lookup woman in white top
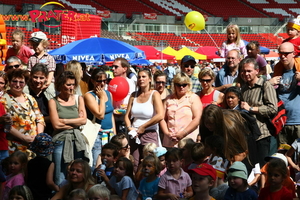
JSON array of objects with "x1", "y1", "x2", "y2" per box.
[{"x1": 124, "y1": 69, "x2": 164, "y2": 171}]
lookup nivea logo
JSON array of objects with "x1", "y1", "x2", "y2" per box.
[
  {"x1": 109, "y1": 54, "x2": 130, "y2": 60},
  {"x1": 72, "y1": 55, "x2": 95, "y2": 61}
]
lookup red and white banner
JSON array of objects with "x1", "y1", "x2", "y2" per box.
[
  {"x1": 97, "y1": 10, "x2": 110, "y2": 18},
  {"x1": 143, "y1": 13, "x2": 157, "y2": 20}
]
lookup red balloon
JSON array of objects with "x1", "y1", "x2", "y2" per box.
[{"x1": 108, "y1": 77, "x2": 129, "y2": 101}]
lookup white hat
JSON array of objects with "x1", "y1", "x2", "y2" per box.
[
  {"x1": 29, "y1": 31, "x2": 48, "y2": 43},
  {"x1": 287, "y1": 15, "x2": 300, "y2": 31},
  {"x1": 265, "y1": 153, "x2": 288, "y2": 167}
]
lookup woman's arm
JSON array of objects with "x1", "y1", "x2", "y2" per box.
[
  {"x1": 36, "y1": 122, "x2": 45, "y2": 134},
  {"x1": 49, "y1": 99, "x2": 73, "y2": 130},
  {"x1": 217, "y1": 92, "x2": 224, "y2": 105},
  {"x1": 136, "y1": 91, "x2": 164, "y2": 134},
  {"x1": 46, "y1": 162, "x2": 59, "y2": 192},
  {"x1": 286, "y1": 147, "x2": 300, "y2": 171},
  {"x1": 124, "y1": 94, "x2": 135, "y2": 131},
  {"x1": 9, "y1": 127, "x2": 34, "y2": 143},
  {"x1": 83, "y1": 89, "x2": 106, "y2": 120},
  {"x1": 175, "y1": 94, "x2": 203, "y2": 140},
  {"x1": 62, "y1": 96, "x2": 87, "y2": 127},
  {"x1": 159, "y1": 98, "x2": 170, "y2": 135}
]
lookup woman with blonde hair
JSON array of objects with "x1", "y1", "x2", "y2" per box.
[
  {"x1": 65, "y1": 60, "x2": 84, "y2": 95},
  {"x1": 198, "y1": 68, "x2": 224, "y2": 108},
  {"x1": 160, "y1": 72, "x2": 202, "y2": 147}
]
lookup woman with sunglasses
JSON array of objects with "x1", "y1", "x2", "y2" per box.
[
  {"x1": 0, "y1": 69, "x2": 44, "y2": 153},
  {"x1": 160, "y1": 72, "x2": 202, "y2": 147},
  {"x1": 125, "y1": 69, "x2": 164, "y2": 172},
  {"x1": 84, "y1": 68, "x2": 115, "y2": 169},
  {"x1": 198, "y1": 68, "x2": 224, "y2": 108},
  {"x1": 153, "y1": 70, "x2": 171, "y2": 100},
  {"x1": 49, "y1": 71, "x2": 88, "y2": 185}
]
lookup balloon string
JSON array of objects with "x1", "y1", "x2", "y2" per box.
[{"x1": 203, "y1": 29, "x2": 219, "y2": 48}]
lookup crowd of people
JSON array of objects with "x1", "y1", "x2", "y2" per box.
[{"x1": 1, "y1": 16, "x2": 300, "y2": 200}]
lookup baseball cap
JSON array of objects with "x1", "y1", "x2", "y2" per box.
[
  {"x1": 29, "y1": 31, "x2": 48, "y2": 44},
  {"x1": 181, "y1": 55, "x2": 196, "y2": 64},
  {"x1": 265, "y1": 153, "x2": 288, "y2": 167},
  {"x1": 227, "y1": 161, "x2": 248, "y2": 180},
  {"x1": 278, "y1": 144, "x2": 291, "y2": 151},
  {"x1": 287, "y1": 15, "x2": 300, "y2": 31},
  {"x1": 190, "y1": 163, "x2": 217, "y2": 181},
  {"x1": 154, "y1": 146, "x2": 167, "y2": 158}
]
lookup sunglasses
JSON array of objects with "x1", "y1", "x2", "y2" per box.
[
  {"x1": 200, "y1": 79, "x2": 212, "y2": 83},
  {"x1": 96, "y1": 79, "x2": 107, "y2": 83},
  {"x1": 8, "y1": 64, "x2": 21, "y2": 69},
  {"x1": 112, "y1": 65, "x2": 120, "y2": 69},
  {"x1": 155, "y1": 81, "x2": 166, "y2": 85},
  {"x1": 278, "y1": 51, "x2": 294, "y2": 56},
  {"x1": 122, "y1": 143, "x2": 129, "y2": 149},
  {"x1": 184, "y1": 65, "x2": 195, "y2": 69},
  {"x1": 175, "y1": 83, "x2": 188, "y2": 88}
]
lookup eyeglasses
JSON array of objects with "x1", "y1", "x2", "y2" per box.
[
  {"x1": 112, "y1": 65, "x2": 120, "y2": 69},
  {"x1": 96, "y1": 79, "x2": 107, "y2": 83},
  {"x1": 155, "y1": 81, "x2": 166, "y2": 85},
  {"x1": 184, "y1": 65, "x2": 195, "y2": 69},
  {"x1": 200, "y1": 79, "x2": 212, "y2": 83},
  {"x1": 122, "y1": 143, "x2": 129, "y2": 150},
  {"x1": 11, "y1": 80, "x2": 25, "y2": 86},
  {"x1": 278, "y1": 51, "x2": 294, "y2": 56},
  {"x1": 8, "y1": 64, "x2": 21, "y2": 69},
  {"x1": 175, "y1": 83, "x2": 188, "y2": 88}
]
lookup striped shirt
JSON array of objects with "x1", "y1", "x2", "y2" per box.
[{"x1": 241, "y1": 77, "x2": 278, "y2": 140}]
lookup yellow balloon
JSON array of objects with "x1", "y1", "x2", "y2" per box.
[{"x1": 184, "y1": 11, "x2": 205, "y2": 31}]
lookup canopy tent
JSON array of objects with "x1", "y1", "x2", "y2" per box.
[
  {"x1": 134, "y1": 45, "x2": 175, "y2": 60},
  {"x1": 195, "y1": 46, "x2": 220, "y2": 60},
  {"x1": 177, "y1": 47, "x2": 207, "y2": 60},
  {"x1": 265, "y1": 50, "x2": 279, "y2": 61},
  {"x1": 162, "y1": 46, "x2": 207, "y2": 60},
  {"x1": 49, "y1": 37, "x2": 145, "y2": 64}
]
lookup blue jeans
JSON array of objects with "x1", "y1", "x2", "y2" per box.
[
  {"x1": 92, "y1": 133, "x2": 102, "y2": 169},
  {"x1": 0, "y1": 150, "x2": 8, "y2": 163},
  {"x1": 53, "y1": 140, "x2": 84, "y2": 185}
]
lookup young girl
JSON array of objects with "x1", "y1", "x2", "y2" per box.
[
  {"x1": 220, "y1": 24, "x2": 247, "y2": 58},
  {"x1": 2, "y1": 151, "x2": 28, "y2": 200},
  {"x1": 157, "y1": 148, "x2": 193, "y2": 200},
  {"x1": 108, "y1": 157, "x2": 138, "y2": 200},
  {"x1": 224, "y1": 161, "x2": 257, "y2": 200},
  {"x1": 8, "y1": 185, "x2": 34, "y2": 200},
  {"x1": 154, "y1": 146, "x2": 167, "y2": 177},
  {"x1": 245, "y1": 41, "x2": 267, "y2": 76},
  {"x1": 138, "y1": 155, "x2": 161, "y2": 200},
  {"x1": 259, "y1": 159, "x2": 293, "y2": 199}
]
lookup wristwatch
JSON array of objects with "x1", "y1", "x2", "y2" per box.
[{"x1": 249, "y1": 107, "x2": 253, "y2": 112}]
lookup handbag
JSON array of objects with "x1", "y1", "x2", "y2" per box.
[
  {"x1": 75, "y1": 94, "x2": 101, "y2": 166},
  {"x1": 260, "y1": 81, "x2": 287, "y2": 136}
]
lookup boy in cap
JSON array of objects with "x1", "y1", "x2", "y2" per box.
[
  {"x1": 189, "y1": 163, "x2": 216, "y2": 200},
  {"x1": 28, "y1": 31, "x2": 56, "y2": 92},
  {"x1": 224, "y1": 161, "x2": 258, "y2": 200},
  {"x1": 27, "y1": 133, "x2": 59, "y2": 200}
]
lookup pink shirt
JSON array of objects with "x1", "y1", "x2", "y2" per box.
[
  {"x1": 6, "y1": 45, "x2": 34, "y2": 65},
  {"x1": 2, "y1": 173, "x2": 25, "y2": 200},
  {"x1": 163, "y1": 92, "x2": 199, "y2": 147}
]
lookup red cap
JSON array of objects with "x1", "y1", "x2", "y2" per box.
[{"x1": 190, "y1": 163, "x2": 217, "y2": 181}]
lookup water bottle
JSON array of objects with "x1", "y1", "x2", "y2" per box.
[
  {"x1": 97, "y1": 159, "x2": 107, "y2": 183},
  {"x1": 4, "y1": 113, "x2": 11, "y2": 133}
]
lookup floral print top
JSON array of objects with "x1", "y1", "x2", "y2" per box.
[{"x1": 0, "y1": 92, "x2": 45, "y2": 153}]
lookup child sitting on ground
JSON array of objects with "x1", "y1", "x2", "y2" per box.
[{"x1": 154, "y1": 146, "x2": 167, "y2": 177}]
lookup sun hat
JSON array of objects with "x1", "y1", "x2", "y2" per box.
[
  {"x1": 190, "y1": 163, "x2": 217, "y2": 181},
  {"x1": 227, "y1": 161, "x2": 248, "y2": 180},
  {"x1": 29, "y1": 31, "x2": 48, "y2": 43},
  {"x1": 29, "y1": 133, "x2": 54, "y2": 157},
  {"x1": 265, "y1": 153, "x2": 288, "y2": 167},
  {"x1": 287, "y1": 15, "x2": 300, "y2": 31},
  {"x1": 154, "y1": 146, "x2": 167, "y2": 158}
]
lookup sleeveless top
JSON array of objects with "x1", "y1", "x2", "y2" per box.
[
  {"x1": 86, "y1": 90, "x2": 114, "y2": 129},
  {"x1": 199, "y1": 89, "x2": 220, "y2": 108},
  {"x1": 53, "y1": 97, "x2": 78, "y2": 119},
  {"x1": 131, "y1": 90, "x2": 157, "y2": 131}
]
